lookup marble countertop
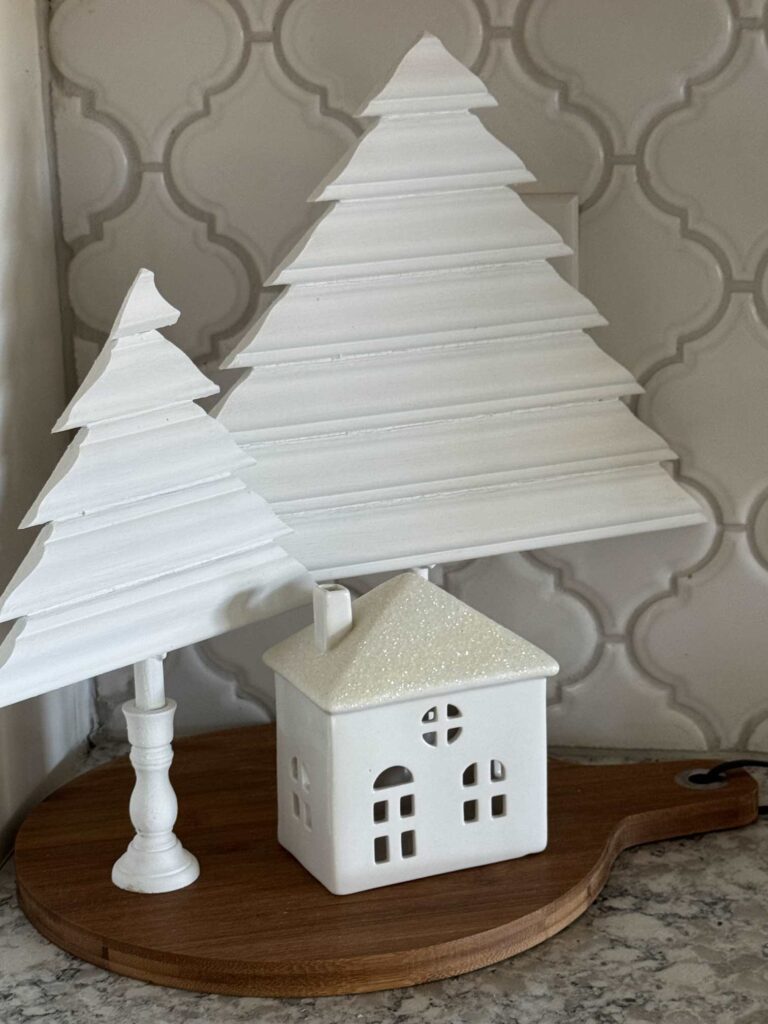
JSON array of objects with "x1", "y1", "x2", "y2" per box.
[{"x1": 2, "y1": 763, "x2": 767, "y2": 1023}]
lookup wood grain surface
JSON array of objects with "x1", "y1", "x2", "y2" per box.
[{"x1": 15, "y1": 724, "x2": 758, "y2": 997}]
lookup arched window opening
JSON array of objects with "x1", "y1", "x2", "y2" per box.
[
  {"x1": 461, "y1": 759, "x2": 509, "y2": 823},
  {"x1": 374, "y1": 765, "x2": 414, "y2": 789},
  {"x1": 372, "y1": 768, "x2": 416, "y2": 867}
]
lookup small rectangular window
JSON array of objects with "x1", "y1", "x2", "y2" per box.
[
  {"x1": 463, "y1": 799, "x2": 478, "y2": 823},
  {"x1": 400, "y1": 794, "x2": 414, "y2": 817},
  {"x1": 303, "y1": 801, "x2": 313, "y2": 829},
  {"x1": 491, "y1": 760, "x2": 506, "y2": 782},
  {"x1": 463, "y1": 763, "x2": 477, "y2": 786},
  {"x1": 491, "y1": 794, "x2": 506, "y2": 818},
  {"x1": 290, "y1": 757, "x2": 298, "y2": 781},
  {"x1": 292, "y1": 792, "x2": 300, "y2": 818},
  {"x1": 401, "y1": 830, "x2": 416, "y2": 858},
  {"x1": 373, "y1": 800, "x2": 388, "y2": 823},
  {"x1": 374, "y1": 836, "x2": 389, "y2": 863}
]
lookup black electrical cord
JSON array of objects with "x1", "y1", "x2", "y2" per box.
[{"x1": 687, "y1": 759, "x2": 768, "y2": 814}]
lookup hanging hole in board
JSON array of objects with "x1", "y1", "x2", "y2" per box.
[{"x1": 675, "y1": 768, "x2": 727, "y2": 791}]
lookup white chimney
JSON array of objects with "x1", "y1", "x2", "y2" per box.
[
  {"x1": 313, "y1": 583, "x2": 354, "y2": 653},
  {"x1": 410, "y1": 566, "x2": 429, "y2": 580}
]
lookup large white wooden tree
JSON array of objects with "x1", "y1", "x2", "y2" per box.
[
  {"x1": 0, "y1": 269, "x2": 312, "y2": 892},
  {"x1": 215, "y1": 33, "x2": 703, "y2": 579}
]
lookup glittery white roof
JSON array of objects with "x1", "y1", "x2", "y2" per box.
[{"x1": 263, "y1": 573, "x2": 558, "y2": 713}]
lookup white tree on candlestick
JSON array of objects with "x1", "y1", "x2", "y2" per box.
[
  {"x1": 0, "y1": 269, "x2": 312, "y2": 892},
  {"x1": 214, "y1": 33, "x2": 704, "y2": 580}
]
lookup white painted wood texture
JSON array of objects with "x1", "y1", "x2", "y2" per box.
[
  {"x1": 0, "y1": 269, "x2": 313, "y2": 709},
  {"x1": 111, "y1": 655, "x2": 200, "y2": 894},
  {"x1": 267, "y1": 190, "x2": 570, "y2": 284},
  {"x1": 214, "y1": 33, "x2": 704, "y2": 580}
]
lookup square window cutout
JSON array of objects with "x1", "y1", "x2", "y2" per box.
[{"x1": 491, "y1": 794, "x2": 506, "y2": 818}]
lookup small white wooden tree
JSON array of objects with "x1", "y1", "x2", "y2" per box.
[
  {"x1": 214, "y1": 33, "x2": 703, "y2": 579},
  {"x1": 0, "y1": 269, "x2": 312, "y2": 892}
]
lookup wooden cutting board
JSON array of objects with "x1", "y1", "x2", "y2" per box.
[{"x1": 15, "y1": 723, "x2": 758, "y2": 997}]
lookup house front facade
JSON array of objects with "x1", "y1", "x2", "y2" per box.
[{"x1": 266, "y1": 572, "x2": 559, "y2": 895}]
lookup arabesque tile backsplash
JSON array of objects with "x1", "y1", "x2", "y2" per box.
[{"x1": 48, "y1": 0, "x2": 768, "y2": 750}]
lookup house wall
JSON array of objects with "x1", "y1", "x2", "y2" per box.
[
  {"x1": 0, "y1": 0, "x2": 91, "y2": 859},
  {"x1": 278, "y1": 676, "x2": 547, "y2": 895},
  {"x1": 45, "y1": 1, "x2": 768, "y2": 751},
  {"x1": 274, "y1": 677, "x2": 332, "y2": 885}
]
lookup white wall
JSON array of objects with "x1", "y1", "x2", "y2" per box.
[
  {"x1": 46, "y1": 1, "x2": 768, "y2": 752},
  {"x1": 0, "y1": 0, "x2": 91, "y2": 858}
]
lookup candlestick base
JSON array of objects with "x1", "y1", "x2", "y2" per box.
[
  {"x1": 111, "y1": 697, "x2": 199, "y2": 894},
  {"x1": 112, "y1": 838, "x2": 200, "y2": 894}
]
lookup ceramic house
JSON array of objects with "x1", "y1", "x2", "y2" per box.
[{"x1": 263, "y1": 572, "x2": 559, "y2": 895}]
